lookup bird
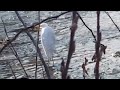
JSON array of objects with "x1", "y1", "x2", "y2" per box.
[{"x1": 34, "y1": 23, "x2": 56, "y2": 66}]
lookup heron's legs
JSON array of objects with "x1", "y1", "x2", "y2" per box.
[
  {"x1": 47, "y1": 59, "x2": 50, "y2": 67},
  {"x1": 48, "y1": 58, "x2": 54, "y2": 67},
  {"x1": 51, "y1": 56, "x2": 55, "y2": 67}
]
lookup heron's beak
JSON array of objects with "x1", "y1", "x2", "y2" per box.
[
  {"x1": 40, "y1": 26, "x2": 42, "y2": 30},
  {"x1": 33, "y1": 24, "x2": 42, "y2": 32}
]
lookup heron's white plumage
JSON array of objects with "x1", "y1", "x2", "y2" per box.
[{"x1": 40, "y1": 23, "x2": 55, "y2": 60}]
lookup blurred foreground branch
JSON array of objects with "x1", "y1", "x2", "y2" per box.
[
  {"x1": 94, "y1": 11, "x2": 101, "y2": 79},
  {"x1": 62, "y1": 11, "x2": 78, "y2": 79}
]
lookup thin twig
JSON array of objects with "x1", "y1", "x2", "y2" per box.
[
  {"x1": 1, "y1": 17, "x2": 29, "y2": 78},
  {"x1": 76, "y1": 12, "x2": 96, "y2": 42},
  {"x1": 9, "y1": 11, "x2": 71, "y2": 33},
  {"x1": 63, "y1": 11, "x2": 78, "y2": 79},
  {"x1": 7, "y1": 61, "x2": 17, "y2": 79},
  {"x1": 94, "y1": 11, "x2": 101, "y2": 79},
  {"x1": 34, "y1": 11, "x2": 40, "y2": 79},
  {"x1": 104, "y1": 11, "x2": 120, "y2": 32},
  {"x1": 0, "y1": 27, "x2": 24, "y2": 54},
  {"x1": 35, "y1": 11, "x2": 41, "y2": 79}
]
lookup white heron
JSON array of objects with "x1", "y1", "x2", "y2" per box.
[{"x1": 35, "y1": 23, "x2": 56, "y2": 66}]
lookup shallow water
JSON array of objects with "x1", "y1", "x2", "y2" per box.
[{"x1": 0, "y1": 11, "x2": 120, "y2": 79}]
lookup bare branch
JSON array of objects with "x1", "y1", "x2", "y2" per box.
[
  {"x1": 10, "y1": 11, "x2": 71, "y2": 33},
  {"x1": 7, "y1": 61, "x2": 17, "y2": 79},
  {"x1": 35, "y1": 11, "x2": 40, "y2": 79},
  {"x1": 1, "y1": 17, "x2": 29, "y2": 78},
  {"x1": 105, "y1": 11, "x2": 120, "y2": 32},
  {"x1": 0, "y1": 28, "x2": 24, "y2": 54},
  {"x1": 76, "y1": 12, "x2": 96, "y2": 42},
  {"x1": 94, "y1": 11, "x2": 101, "y2": 79}
]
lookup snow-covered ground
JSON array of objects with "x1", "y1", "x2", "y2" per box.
[{"x1": 0, "y1": 11, "x2": 120, "y2": 79}]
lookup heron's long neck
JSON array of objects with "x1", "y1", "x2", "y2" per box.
[{"x1": 41, "y1": 28, "x2": 45, "y2": 33}]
